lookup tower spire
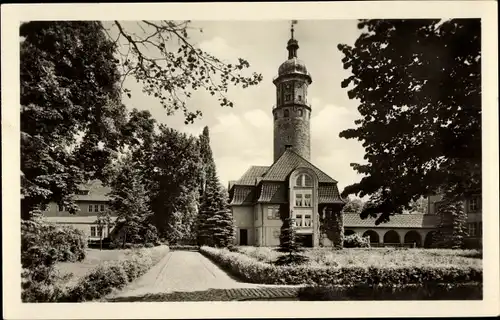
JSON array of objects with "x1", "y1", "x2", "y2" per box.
[{"x1": 287, "y1": 20, "x2": 299, "y2": 59}]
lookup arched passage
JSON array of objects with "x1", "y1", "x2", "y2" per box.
[
  {"x1": 404, "y1": 230, "x2": 422, "y2": 247},
  {"x1": 383, "y1": 230, "x2": 400, "y2": 244},
  {"x1": 344, "y1": 229, "x2": 355, "y2": 236},
  {"x1": 362, "y1": 230, "x2": 379, "y2": 244},
  {"x1": 424, "y1": 231, "x2": 437, "y2": 248}
]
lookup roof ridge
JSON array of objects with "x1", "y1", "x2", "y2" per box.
[{"x1": 286, "y1": 149, "x2": 338, "y2": 183}]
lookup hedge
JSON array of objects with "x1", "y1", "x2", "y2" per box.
[
  {"x1": 200, "y1": 246, "x2": 482, "y2": 286},
  {"x1": 297, "y1": 282, "x2": 482, "y2": 300},
  {"x1": 169, "y1": 245, "x2": 200, "y2": 251},
  {"x1": 22, "y1": 247, "x2": 168, "y2": 302}
]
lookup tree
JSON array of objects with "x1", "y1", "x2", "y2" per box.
[
  {"x1": 196, "y1": 127, "x2": 232, "y2": 247},
  {"x1": 20, "y1": 21, "x2": 126, "y2": 219},
  {"x1": 20, "y1": 20, "x2": 263, "y2": 219},
  {"x1": 275, "y1": 217, "x2": 309, "y2": 266},
  {"x1": 103, "y1": 21, "x2": 263, "y2": 123},
  {"x1": 341, "y1": 197, "x2": 365, "y2": 214},
  {"x1": 337, "y1": 19, "x2": 481, "y2": 224},
  {"x1": 207, "y1": 209, "x2": 235, "y2": 248},
  {"x1": 109, "y1": 155, "x2": 157, "y2": 247},
  {"x1": 150, "y1": 125, "x2": 202, "y2": 243}
]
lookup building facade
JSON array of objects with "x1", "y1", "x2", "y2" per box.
[
  {"x1": 228, "y1": 25, "x2": 483, "y2": 249},
  {"x1": 42, "y1": 180, "x2": 117, "y2": 242},
  {"x1": 228, "y1": 25, "x2": 345, "y2": 247}
]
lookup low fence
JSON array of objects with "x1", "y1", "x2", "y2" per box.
[{"x1": 369, "y1": 242, "x2": 418, "y2": 248}]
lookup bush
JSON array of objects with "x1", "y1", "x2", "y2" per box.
[
  {"x1": 343, "y1": 234, "x2": 370, "y2": 248},
  {"x1": 21, "y1": 220, "x2": 87, "y2": 269},
  {"x1": 200, "y1": 246, "x2": 482, "y2": 286},
  {"x1": 169, "y1": 245, "x2": 200, "y2": 251},
  {"x1": 297, "y1": 282, "x2": 482, "y2": 300}
]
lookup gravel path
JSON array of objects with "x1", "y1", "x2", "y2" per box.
[{"x1": 110, "y1": 250, "x2": 300, "y2": 300}]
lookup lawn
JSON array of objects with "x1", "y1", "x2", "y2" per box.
[
  {"x1": 56, "y1": 245, "x2": 170, "y2": 286},
  {"x1": 236, "y1": 246, "x2": 482, "y2": 269}
]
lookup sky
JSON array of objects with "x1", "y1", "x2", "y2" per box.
[{"x1": 118, "y1": 20, "x2": 367, "y2": 193}]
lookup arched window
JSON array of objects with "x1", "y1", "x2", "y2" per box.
[
  {"x1": 297, "y1": 109, "x2": 303, "y2": 117},
  {"x1": 284, "y1": 109, "x2": 289, "y2": 117},
  {"x1": 295, "y1": 173, "x2": 313, "y2": 187}
]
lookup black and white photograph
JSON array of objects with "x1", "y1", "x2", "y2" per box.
[{"x1": 2, "y1": 2, "x2": 499, "y2": 319}]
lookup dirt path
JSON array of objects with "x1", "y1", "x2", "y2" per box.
[{"x1": 110, "y1": 250, "x2": 294, "y2": 299}]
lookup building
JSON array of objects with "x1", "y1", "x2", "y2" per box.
[
  {"x1": 228, "y1": 24, "x2": 345, "y2": 247},
  {"x1": 227, "y1": 24, "x2": 482, "y2": 249},
  {"x1": 42, "y1": 180, "x2": 117, "y2": 242}
]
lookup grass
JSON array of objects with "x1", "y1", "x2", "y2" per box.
[
  {"x1": 237, "y1": 246, "x2": 482, "y2": 268},
  {"x1": 56, "y1": 245, "x2": 169, "y2": 286}
]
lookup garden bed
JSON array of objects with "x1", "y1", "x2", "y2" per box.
[
  {"x1": 56, "y1": 245, "x2": 169, "y2": 286},
  {"x1": 200, "y1": 246, "x2": 482, "y2": 286}
]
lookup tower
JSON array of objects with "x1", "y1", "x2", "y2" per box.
[{"x1": 272, "y1": 21, "x2": 313, "y2": 162}]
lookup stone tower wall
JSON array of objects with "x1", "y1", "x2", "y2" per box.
[{"x1": 273, "y1": 106, "x2": 311, "y2": 161}]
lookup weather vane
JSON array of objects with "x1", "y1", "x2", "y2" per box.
[{"x1": 291, "y1": 20, "x2": 298, "y2": 39}]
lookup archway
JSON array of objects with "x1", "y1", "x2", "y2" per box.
[
  {"x1": 404, "y1": 230, "x2": 422, "y2": 247},
  {"x1": 424, "y1": 231, "x2": 437, "y2": 248},
  {"x1": 383, "y1": 230, "x2": 400, "y2": 245},
  {"x1": 362, "y1": 230, "x2": 379, "y2": 244},
  {"x1": 344, "y1": 229, "x2": 355, "y2": 236}
]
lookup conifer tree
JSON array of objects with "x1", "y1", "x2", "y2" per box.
[
  {"x1": 275, "y1": 216, "x2": 309, "y2": 266},
  {"x1": 196, "y1": 127, "x2": 234, "y2": 247}
]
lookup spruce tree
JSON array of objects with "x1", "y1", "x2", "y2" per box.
[
  {"x1": 196, "y1": 127, "x2": 234, "y2": 247},
  {"x1": 275, "y1": 216, "x2": 309, "y2": 266}
]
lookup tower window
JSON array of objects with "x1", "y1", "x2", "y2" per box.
[
  {"x1": 297, "y1": 109, "x2": 303, "y2": 117},
  {"x1": 285, "y1": 94, "x2": 291, "y2": 101},
  {"x1": 284, "y1": 109, "x2": 289, "y2": 117},
  {"x1": 298, "y1": 95, "x2": 302, "y2": 101}
]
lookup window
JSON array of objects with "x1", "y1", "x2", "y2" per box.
[
  {"x1": 297, "y1": 109, "x2": 303, "y2": 117},
  {"x1": 468, "y1": 223, "x2": 477, "y2": 237},
  {"x1": 468, "y1": 197, "x2": 480, "y2": 212},
  {"x1": 88, "y1": 205, "x2": 93, "y2": 212},
  {"x1": 255, "y1": 210, "x2": 258, "y2": 221},
  {"x1": 76, "y1": 190, "x2": 89, "y2": 195},
  {"x1": 267, "y1": 206, "x2": 280, "y2": 220},
  {"x1": 90, "y1": 226, "x2": 97, "y2": 237},
  {"x1": 304, "y1": 194, "x2": 312, "y2": 207},
  {"x1": 273, "y1": 229, "x2": 280, "y2": 238},
  {"x1": 298, "y1": 95, "x2": 302, "y2": 102},
  {"x1": 97, "y1": 226, "x2": 103, "y2": 238},
  {"x1": 284, "y1": 109, "x2": 289, "y2": 117},
  {"x1": 295, "y1": 194, "x2": 303, "y2": 207},
  {"x1": 58, "y1": 205, "x2": 65, "y2": 212},
  {"x1": 434, "y1": 201, "x2": 442, "y2": 214},
  {"x1": 295, "y1": 173, "x2": 313, "y2": 187},
  {"x1": 304, "y1": 214, "x2": 312, "y2": 227},
  {"x1": 295, "y1": 214, "x2": 303, "y2": 227},
  {"x1": 94, "y1": 204, "x2": 99, "y2": 212},
  {"x1": 100, "y1": 204, "x2": 105, "y2": 212},
  {"x1": 285, "y1": 94, "x2": 291, "y2": 101}
]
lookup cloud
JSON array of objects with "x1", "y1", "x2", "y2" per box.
[
  {"x1": 198, "y1": 36, "x2": 239, "y2": 63},
  {"x1": 309, "y1": 99, "x2": 366, "y2": 192}
]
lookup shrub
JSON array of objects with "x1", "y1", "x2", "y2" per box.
[
  {"x1": 297, "y1": 282, "x2": 482, "y2": 300},
  {"x1": 200, "y1": 246, "x2": 482, "y2": 286},
  {"x1": 169, "y1": 245, "x2": 200, "y2": 251},
  {"x1": 21, "y1": 220, "x2": 87, "y2": 269},
  {"x1": 343, "y1": 234, "x2": 370, "y2": 248},
  {"x1": 275, "y1": 217, "x2": 309, "y2": 266}
]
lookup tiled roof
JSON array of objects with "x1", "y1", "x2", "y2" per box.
[
  {"x1": 262, "y1": 149, "x2": 336, "y2": 183},
  {"x1": 74, "y1": 180, "x2": 112, "y2": 201},
  {"x1": 343, "y1": 213, "x2": 440, "y2": 229},
  {"x1": 235, "y1": 166, "x2": 270, "y2": 186},
  {"x1": 318, "y1": 184, "x2": 344, "y2": 203},
  {"x1": 229, "y1": 186, "x2": 255, "y2": 205},
  {"x1": 257, "y1": 182, "x2": 287, "y2": 203}
]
